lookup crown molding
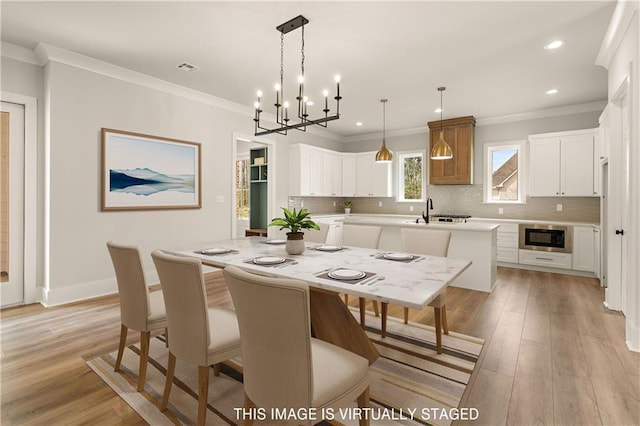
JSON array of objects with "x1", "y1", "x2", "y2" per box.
[
  {"x1": 1, "y1": 41, "x2": 42, "y2": 65},
  {"x1": 596, "y1": 1, "x2": 639, "y2": 69}
]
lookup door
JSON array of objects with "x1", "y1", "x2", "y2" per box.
[{"x1": 1, "y1": 102, "x2": 25, "y2": 307}]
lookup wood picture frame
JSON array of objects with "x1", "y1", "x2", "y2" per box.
[{"x1": 101, "y1": 128, "x2": 201, "y2": 211}]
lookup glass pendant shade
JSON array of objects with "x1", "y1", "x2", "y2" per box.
[
  {"x1": 431, "y1": 131, "x2": 453, "y2": 160},
  {"x1": 375, "y1": 139, "x2": 393, "y2": 163}
]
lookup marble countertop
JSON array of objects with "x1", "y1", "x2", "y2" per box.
[
  {"x1": 342, "y1": 215, "x2": 499, "y2": 231},
  {"x1": 168, "y1": 237, "x2": 472, "y2": 309}
]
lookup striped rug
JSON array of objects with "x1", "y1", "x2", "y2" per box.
[{"x1": 86, "y1": 311, "x2": 483, "y2": 426}]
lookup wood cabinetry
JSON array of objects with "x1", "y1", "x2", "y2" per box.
[
  {"x1": 528, "y1": 129, "x2": 597, "y2": 197},
  {"x1": 428, "y1": 116, "x2": 475, "y2": 185}
]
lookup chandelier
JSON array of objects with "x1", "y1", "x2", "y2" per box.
[{"x1": 253, "y1": 15, "x2": 342, "y2": 136}]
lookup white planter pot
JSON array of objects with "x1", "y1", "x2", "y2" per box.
[
  {"x1": 285, "y1": 233, "x2": 305, "y2": 255},
  {"x1": 344, "y1": 208, "x2": 351, "y2": 214}
]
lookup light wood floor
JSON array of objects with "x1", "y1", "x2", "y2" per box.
[{"x1": 1, "y1": 267, "x2": 638, "y2": 425}]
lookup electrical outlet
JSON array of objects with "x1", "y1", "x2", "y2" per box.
[
  {"x1": 378, "y1": 201, "x2": 383, "y2": 207},
  {"x1": 301, "y1": 200, "x2": 304, "y2": 208},
  {"x1": 498, "y1": 207, "x2": 504, "y2": 215},
  {"x1": 409, "y1": 205, "x2": 414, "y2": 212},
  {"x1": 333, "y1": 201, "x2": 336, "y2": 207},
  {"x1": 216, "y1": 195, "x2": 224, "y2": 203},
  {"x1": 557, "y1": 203, "x2": 563, "y2": 211}
]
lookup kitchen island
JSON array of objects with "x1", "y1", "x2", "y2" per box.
[{"x1": 340, "y1": 215, "x2": 498, "y2": 293}]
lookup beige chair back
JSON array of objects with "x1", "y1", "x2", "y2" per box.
[
  {"x1": 342, "y1": 224, "x2": 382, "y2": 249},
  {"x1": 151, "y1": 250, "x2": 210, "y2": 366},
  {"x1": 223, "y1": 265, "x2": 313, "y2": 410},
  {"x1": 107, "y1": 241, "x2": 151, "y2": 331},
  {"x1": 304, "y1": 222, "x2": 330, "y2": 244},
  {"x1": 400, "y1": 228, "x2": 452, "y2": 257}
]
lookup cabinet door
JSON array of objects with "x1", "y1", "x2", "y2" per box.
[
  {"x1": 341, "y1": 155, "x2": 357, "y2": 196},
  {"x1": 355, "y1": 153, "x2": 373, "y2": 196},
  {"x1": 529, "y1": 138, "x2": 561, "y2": 196},
  {"x1": 324, "y1": 152, "x2": 342, "y2": 196},
  {"x1": 572, "y1": 225, "x2": 595, "y2": 272},
  {"x1": 561, "y1": 134, "x2": 594, "y2": 196},
  {"x1": 371, "y1": 161, "x2": 392, "y2": 196}
]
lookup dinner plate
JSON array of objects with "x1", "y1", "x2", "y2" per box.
[
  {"x1": 253, "y1": 256, "x2": 286, "y2": 265},
  {"x1": 265, "y1": 239, "x2": 286, "y2": 245},
  {"x1": 201, "y1": 247, "x2": 231, "y2": 255},
  {"x1": 383, "y1": 253, "x2": 414, "y2": 261},
  {"x1": 316, "y1": 245, "x2": 342, "y2": 252},
  {"x1": 328, "y1": 269, "x2": 366, "y2": 280}
]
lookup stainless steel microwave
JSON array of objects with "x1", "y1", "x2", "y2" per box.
[{"x1": 519, "y1": 224, "x2": 573, "y2": 253}]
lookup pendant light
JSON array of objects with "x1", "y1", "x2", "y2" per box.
[
  {"x1": 430, "y1": 87, "x2": 453, "y2": 160},
  {"x1": 375, "y1": 99, "x2": 392, "y2": 163}
]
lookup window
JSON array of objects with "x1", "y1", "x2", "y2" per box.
[
  {"x1": 235, "y1": 158, "x2": 249, "y2": 219},
  {"x1": 483, "y1": 140, "x2": 526, "y2": 203},
  {"x1": 397, "y1": 151, "x2": 425, "y2": 202}
]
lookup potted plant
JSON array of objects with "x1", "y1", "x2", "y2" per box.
[
  {"x1": 342, "y1": 200, "x2": 352, "y2": 214},
  {"x1": 269, "y1": 207, "x2": 319, "y2": 255}
]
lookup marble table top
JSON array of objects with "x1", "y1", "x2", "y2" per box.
[{"x1": 168, "y1": 237, "x2": 472, "y2": 310}]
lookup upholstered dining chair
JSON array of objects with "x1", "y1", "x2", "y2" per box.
[
  {"x1": 107, "y1": 241, "x2": 167, "y2": 392},
  {"x1": 151, "y1": 250, "x2": 241, "y2": 426},
  {"x1": 397, "y1": 228, "x2": 452, "y2": 353},
  {"x1": 304, "y1": 221, "x2": 330, "y2": 244},
  {"x1": 342, "y1": 224, "x2": 383, "y2": 324},
  {"x1": 223, "y1": 265, "x2": 371, "y2": 426}
]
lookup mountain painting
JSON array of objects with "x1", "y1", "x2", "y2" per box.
[{"x1": 101, "y1": 129, "x2": 201, "y2": 211}]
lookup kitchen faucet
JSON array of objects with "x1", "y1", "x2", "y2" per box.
[{"x1": 421, "y1": 197, "x2": 434, "y2": 224}]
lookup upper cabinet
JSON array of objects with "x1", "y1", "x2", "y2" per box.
[
  {"x1": 428, "y1": 116, "x2": 475, "y2": 185},
  {"x1": 528, "y1": 129, "x2": 598, "y2": 197},
  {"x1": 355, "y1": 152, "x2": 392, "y2": 197},
  {"x1": 289, "y1": 145, "x2": 391, "y2": 197}
]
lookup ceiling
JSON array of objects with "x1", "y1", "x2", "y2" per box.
[{"x1": 1, "y1": 1, "x2": 615, "y2": 139}]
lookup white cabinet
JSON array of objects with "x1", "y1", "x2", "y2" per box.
[
  {"x1": 496, "y1": 223, "x2": 519, "y2": 263},
  {"x1": 355, "y1": 152, "x2": 392, "y2": 197},
  {"x1": 573, "y1": 225, "x2": 599, "y2": 273},
  {"x1": 529, "y1": 129, "x2": 597, "y2": 197},
  {"x1": 341, "y1": 154, "x2": 357, "y2": 197},
  {"x1": 519, "y1": 249, "x2": 572, "y2": 269},
  {"x1": 289, "y1": 144, "x2": 343, "y2": 196}
]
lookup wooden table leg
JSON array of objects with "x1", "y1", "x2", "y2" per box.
[
  {"x1": 434, "y1": 306, "x2": 443, "y2": 354},
  {"x1": 310, "y1": 289, "x2": 380, "y2": 365},
  {"x1": 359, "y1": 297, "x2": 366, "y2": 329},
  {"x1": 381, "y1": 302, "x2": 388, "y2": 338}
]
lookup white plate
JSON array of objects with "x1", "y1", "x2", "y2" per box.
[
  {"x1": 265, "y1": 239, "x2": 286, "y2": 245},
  {"x1": 383, "y1": 253, "x2": 414, "y2": 261},
  {"x1": 316, "y1": 245, "x2": 342, "y2": 252},
  {"x1": 328, "y1": 269, "x2": 366, "y2": 280},
  {"x1": 253, "y1": 256, "x2": 286, "y2": 265},
  {"x1": 201, "y1": 248, "x2": 231, "y2": 255}
]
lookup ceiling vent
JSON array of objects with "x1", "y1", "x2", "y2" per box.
[{"x1": 176, "y1": 62, "x2": 200, "y2": 72}]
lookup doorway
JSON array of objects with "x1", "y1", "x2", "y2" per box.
[{"x1": 1, "y1": 102, "x2": 25, "y2": 307}]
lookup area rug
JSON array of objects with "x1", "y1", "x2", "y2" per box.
[{"x1": 86, "y1": 311, "x2": 483, "y2": 426}]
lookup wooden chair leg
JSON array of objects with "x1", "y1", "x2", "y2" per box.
[
  {"x1": 164, "y1": 327, "x2": 169, "y2": 347},
  {"x1": 403, "y1": 307, "x2": 409, "y2": 324},
  {"x1": 197, "y1": 365, "x2": 209, "y2": 426},
  {"x1": 344, "y1": 294, "x2": 349, "y2": 305},
  {"x1": 137, "y1": 331, "x2": 150, "y2": 392},
  {"x1": 442, "y1": 305, "x2": 449, "y2": 334},
  {"x1": 359, "y1": 297, "x2": 366, "y2": 329},
  {"x1": 434, "y1": 307, "x2": 443, "y2": 354},
  {"x1": 381, "y1": 302, "x2": 388, "y2": 338},
  {"x1": 357, "y1": 386, "x2": 370, "y2": 426},
  {"x1": 114, "y1": 324, "x2": 127, "y2": 372},
  {"x1": 213, "y1": 363, "x2": 221, "y2": 376},
  {"x1": 161, "y1": 352, "x2": 176, "y2": 411},
  {"x1": 372, "y1": 301, "x2": 379, "y2": 317},
  {"x1": 244, "y1": 392, "x2": 256, "y2": 426}
]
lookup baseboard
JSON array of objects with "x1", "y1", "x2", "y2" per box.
[{"x1": 626, "y1": 321, "x2": 640, "y2": 353}]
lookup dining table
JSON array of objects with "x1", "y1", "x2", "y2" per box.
[{"x1": 166, "y1": 237, "x2": 472, "y2": 365}]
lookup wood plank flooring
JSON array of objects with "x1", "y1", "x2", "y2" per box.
[{"x1": 1, "y1": 267, "x2": 638, "y2": 425}]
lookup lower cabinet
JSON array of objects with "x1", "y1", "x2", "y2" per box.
[
  {"x1": 573, "y1": 225, "x2": 599, "y2": 273},
  {"x1": 496, "y1": 223, "x2": 519, "y2": 263},
  {"x1": 519, "y1": 250, "x2": 572, "y2": 270}
]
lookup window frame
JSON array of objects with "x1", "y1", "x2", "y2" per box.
[
  {"x1": 483, "y1": 140, "x2": 527, "y2": 204},
  {"x1": 396, "y1": 150, "x2": 426, "y2": 203}
]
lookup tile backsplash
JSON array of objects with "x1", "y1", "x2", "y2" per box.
[{"x1": 293, "y1": 184, "x2": 600, "y2": 223}]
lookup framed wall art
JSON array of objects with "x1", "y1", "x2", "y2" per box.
[{"x1": 101, "y1": 128, "x2": 201, "y2": 211}]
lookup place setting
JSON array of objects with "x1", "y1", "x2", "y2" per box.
[
  {"x1": 195, "y1": 247, "x2": 238, "y2": 256},
  {"x1": 375, "y1": 252, "x2": 421, "y2": 263},
  {"x1": 243, "y1": 256, "x2": 296, "y2": 268},
  {"x1": 311, "y1": 244, "x2": 347, "y2": 252},
  {"x1": 315, "y1": 267, "x2": 377, "y2": 284}
]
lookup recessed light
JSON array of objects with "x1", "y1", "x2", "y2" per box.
[
  {"x1": 434, "y1": 108, "x2": 442, "y2": 113},
  {"x1": 544, "y1": 40, "x2": 564, "y2": 50},
  {"x1": 356, "y1": 122, "x2": 363, "y2": 126},
  {"x1": 546, "y1": 88, "x2": 559, "y2": 95}
]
